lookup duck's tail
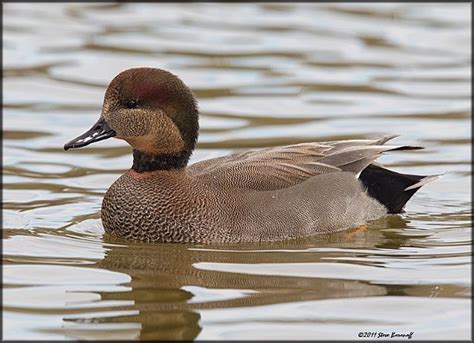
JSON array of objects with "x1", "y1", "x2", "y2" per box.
[{"x1": 359, "y1": 164, "x2": 440, "y2": 214}]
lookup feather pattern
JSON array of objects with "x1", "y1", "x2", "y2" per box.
[{"x1": 189, "y1": 134, "x2": 423, "y2": 190}]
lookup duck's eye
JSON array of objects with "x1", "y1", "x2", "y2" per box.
[{"x1": 126, "y1": 99, "x2": 138, "y2": 109}]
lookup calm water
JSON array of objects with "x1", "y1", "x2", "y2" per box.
[{"x1": 2, "y1": 3, "x2": 471, "y2": 340}]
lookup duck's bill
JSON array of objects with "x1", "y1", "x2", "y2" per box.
[{"x1": 64, "y1": 118, "x2": 116, "y2": 150}]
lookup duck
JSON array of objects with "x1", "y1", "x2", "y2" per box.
[{"x1": 64, "y1": 67, "x2": 438, "y2": 243}]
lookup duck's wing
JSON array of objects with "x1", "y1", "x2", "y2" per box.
[{"x1": 189, "y1": 134, "x2": 422, "y2": 190}]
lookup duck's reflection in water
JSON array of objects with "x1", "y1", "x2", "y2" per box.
[{"x1": 79, "y1": 219, "x2": 414, "y2": 340}]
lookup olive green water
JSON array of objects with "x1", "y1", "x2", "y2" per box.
[{"x1": 2, "y1": 3, "x2": 471, "y2": 340}]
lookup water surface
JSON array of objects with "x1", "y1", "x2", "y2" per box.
[{"x1": 3, "y1": 3, "x2": 471, "y2": 340}]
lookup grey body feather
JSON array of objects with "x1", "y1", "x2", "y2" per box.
[{"x1": 102, "y1": 135, "x2": 427, "y2": 243}]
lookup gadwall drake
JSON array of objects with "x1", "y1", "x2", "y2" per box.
[{"x1": 64, "y1": 67, "x2": 438, "y2": 243}]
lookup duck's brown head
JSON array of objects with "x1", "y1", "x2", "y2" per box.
[{"x1": 64, "y1": 68, "x2": 199, "y2": 172}]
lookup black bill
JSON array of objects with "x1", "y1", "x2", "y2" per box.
[{"x1": 64, "y1": 117, "x2": 116, "y2": 150}]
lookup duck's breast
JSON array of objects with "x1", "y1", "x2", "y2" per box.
[{"x1": 101, "y1": 171, "x2": 221, "y2": 243}]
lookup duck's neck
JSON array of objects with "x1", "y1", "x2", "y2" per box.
[{"x1": 132, "y1": 149, "x2": 191, "y2": 173}]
